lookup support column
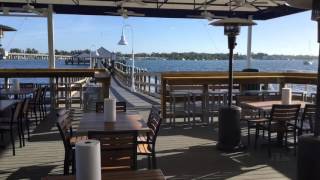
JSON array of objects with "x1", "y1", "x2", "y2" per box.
[
  {"x1": 47, "y1": 4, "x2": 56, "y2": 113},
  {"x1": 246, "y1": 15, "x2": 253, "y2": 69},
  {"x1": 47, "y1": 4, "x2": 55, "y2": 69}
]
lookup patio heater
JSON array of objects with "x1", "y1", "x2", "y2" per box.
[
  {"x1": 294, "y1": 0, "x2": 320, "y2": 179},
  {"x1": 210, "y1": 18, "x2": 256, "y2": 151},
  {"x1": 0, "y1": 25, "x2": 16, "y2": 55}
]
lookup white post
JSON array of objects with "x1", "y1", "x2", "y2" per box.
[
  {"x1": 47, "y1": 4, "x2": 56, "y2": 112},
  {"x1": 246, "y1": 15, "x2": 253, "y2": 69},
  {"x1": 130, "y1": 26, "x2": 135, "y2": 92},
  {"x1": 47, "y1": 4, "x2": 55, "y2": 68}
]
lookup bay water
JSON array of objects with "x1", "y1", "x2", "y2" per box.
[{"x1": 0, "y1": 59, "x2": 317, "y2": 93}]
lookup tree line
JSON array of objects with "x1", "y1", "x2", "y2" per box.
[{"x1": 8, "y1": 48, "x2": 317, "y2": 60}]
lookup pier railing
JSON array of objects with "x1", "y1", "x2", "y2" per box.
[{"x1": 113, "y1": 62, "x2": 161, "y2": 98}]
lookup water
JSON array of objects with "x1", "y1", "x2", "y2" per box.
[
  {"x1": 133, "y1": 59, "x2": 317, "y2": 72},
  {"x1": 0, "y1": 59, "x2": 317, "y2": 93}
]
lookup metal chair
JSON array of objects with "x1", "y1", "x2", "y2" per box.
[{"x1": 0, "y1": 101, "x2": 23, "y2": 156}]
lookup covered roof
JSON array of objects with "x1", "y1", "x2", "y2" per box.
[
  {"x1": 76, "y1": 47, "x2": 113, "y2": 58},
  {"x1": 0, "y1": 0, "x2": 305, "y2": 20}
]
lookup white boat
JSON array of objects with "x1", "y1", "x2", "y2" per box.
[{"x1": 303, "y1": 60, "x2": 313, "y2": 65}]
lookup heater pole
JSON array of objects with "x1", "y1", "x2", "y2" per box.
[
  {"x1": 228, "y1": 35, "x2": 236, "y2": 107},
  {"x1": 315, "y1": 20, "x2": 320, "y2": 136}
]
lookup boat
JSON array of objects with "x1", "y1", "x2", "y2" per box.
[{"x1": 303, "y1": 60, "x2": 313, "y2": 65}]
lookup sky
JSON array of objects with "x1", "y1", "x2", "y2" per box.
[{"x1": 0, "y1": 10, "x2": 318, "y2": 55}]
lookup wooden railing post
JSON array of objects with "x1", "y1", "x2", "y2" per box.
[{"x1": 155, "y1": 75, "x2": 158, "y2": 94}]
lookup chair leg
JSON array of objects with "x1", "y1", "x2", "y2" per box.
[
  {"x1": 247, "y1": 122, "x2": 251, "y2": 146},
  {"x1": 26, "y1": 120, "x2": 30, "y2": 141},
  {"x1": 33, "y1": 107, "x2": 38, "y2": 125},
  {"x1": 18, "y1": 126, "x2": 22, "y2": 148},
  {"x1": 268, "y1": 131, "x2": 271, "y2": 158},
  {"x1": 147, "y1": 156, "x2": 151, "y2": 169},
  {"x1": 20, "y1": 122, "x2": 25, "y2": 147},
  {"x1": 152, "y1": 153, "x2": 157, "y2": 169},
  {"x1": 10, "y1": 130, "x2": 15, "y2": 156},
  {"x1": 254, "y1": 126, "x2": 259, "y2": 149},
  {"x1": 294, "y1": 129, "x2": 297, "y2": 156}
]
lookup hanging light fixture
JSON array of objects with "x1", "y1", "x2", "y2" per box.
[{"x1": 118, "y1": 29, "x2": 128, "y2": 45}]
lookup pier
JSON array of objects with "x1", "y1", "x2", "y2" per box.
[{"x1": 6, "y1": 52, "x2": 72, "y2": 60}]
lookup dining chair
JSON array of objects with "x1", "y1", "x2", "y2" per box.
[
  {"x1": 0, "y1": 101, "x2": 23, "y2": 156},
  {"x1": 137, "y1": 107, "x2": 162, "y2": 169},
  {"x1": 95, "y1": 101, "x2": 127, "y2": 113},
  {"x1": 260, "y1": 104, "x2": 301, "y2": 157},
  {"x1": 294, "y1": 104, "x2": 316, "y2": 135},
  {"x1": 29, "y1": 88, "x2": 42, "y2": 125},
  {"x1": 56, "y1": 109, "x2": 87, "y2": 175},
  {"x1": 208, "y1": 92, "x2": 227, "y2": 123},
  {"x1": 40, "y1": 86, "x2": 49, "y2": 120},
  {"x1": 88, "y1": 130, "x2": 138, "y2": 171},
  {"x1": 19, "y1": 98, "x2": 30, "y2": 145}
]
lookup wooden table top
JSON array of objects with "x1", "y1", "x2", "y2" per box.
[
  {"x1": 0, "y1": 100, "x2": 19, "y2": 111},
  {"x1": 43, "y1": 169, "x2": 165, "y2": 180},
  {"x1": 241, "y1": 100, "x2": 310, "y2": 111},
  {"x1": 78, "y1": 112, "x2": 150, "y2": 133}
]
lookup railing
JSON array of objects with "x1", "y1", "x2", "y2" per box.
[
  {"x1": 113, "y1": 62, "x2": 161, "y2": 98},
  {"x1": 160, "y1": 71, "x2": 318, "y2": 124},
  {"x1": 0, "y1": 68, "x2": 111, "y2": 111}
]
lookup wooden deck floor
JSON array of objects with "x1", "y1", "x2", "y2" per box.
[
  {"x1": 0, "y1": 80, "x2": 297, "y2": 180},
  {"x1": 0, "y1": 108, "x2": 297, "y2": 180}
]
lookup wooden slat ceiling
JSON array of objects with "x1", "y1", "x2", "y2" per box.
[{"x1": 0, "y1": 0, "x2": 305, "y2": 20}]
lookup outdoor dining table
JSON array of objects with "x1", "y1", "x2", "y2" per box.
[
  {"x1": 77, "y1": 111, "x2": 149, "y2": 133},
  {"x1": 241, "y1": 100, "x2": 310, "y2": 111},
  {"x1": 42, "y1": 169, "x2": 166, "y2": 180}
]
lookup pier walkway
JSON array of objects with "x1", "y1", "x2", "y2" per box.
[{"x1": 84, "y1": 75, "x2": 160, "y2": 111}]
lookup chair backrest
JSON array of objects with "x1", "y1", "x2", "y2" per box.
[
  {"x1": 40, "y1": 86, "x2": 48, "y2": 101},
  {"x1": 146, "y1": 107, "x2": 162, "y2": 145},
  {"x1": 32, "y1": 88, "x2": 42, "y2": 103},
  {"x1": 301, "y1": 104, "x2": 316, "y2": 132},
  {"x1": 96, "y1": 101, "x2": 127, "y2": 113},
  {"x1": 88, "y1": 131, "x2": 137, "y2": 171},
  {"x1": 270, "y1": 104, "x2": 301, "y2": 131},
  {"x1": 21, "y1": 99, "x2": 29, "y2": 123},
  {"x1": 56, "y1": 110, "x2": 72, "y2": 150},
  {"x1": 116, "y1": 101, "x2": 126, "y2": 112},
  {"x1": 11, "y1": 101, "x2": 23, "y2": 125},
  {"x1": 208, "y1": 92, "x2": 227, "y2": 109}
]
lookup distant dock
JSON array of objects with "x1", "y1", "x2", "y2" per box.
[{"x1": 6, "y1": 52, "x2": 72, "y2": 60}]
